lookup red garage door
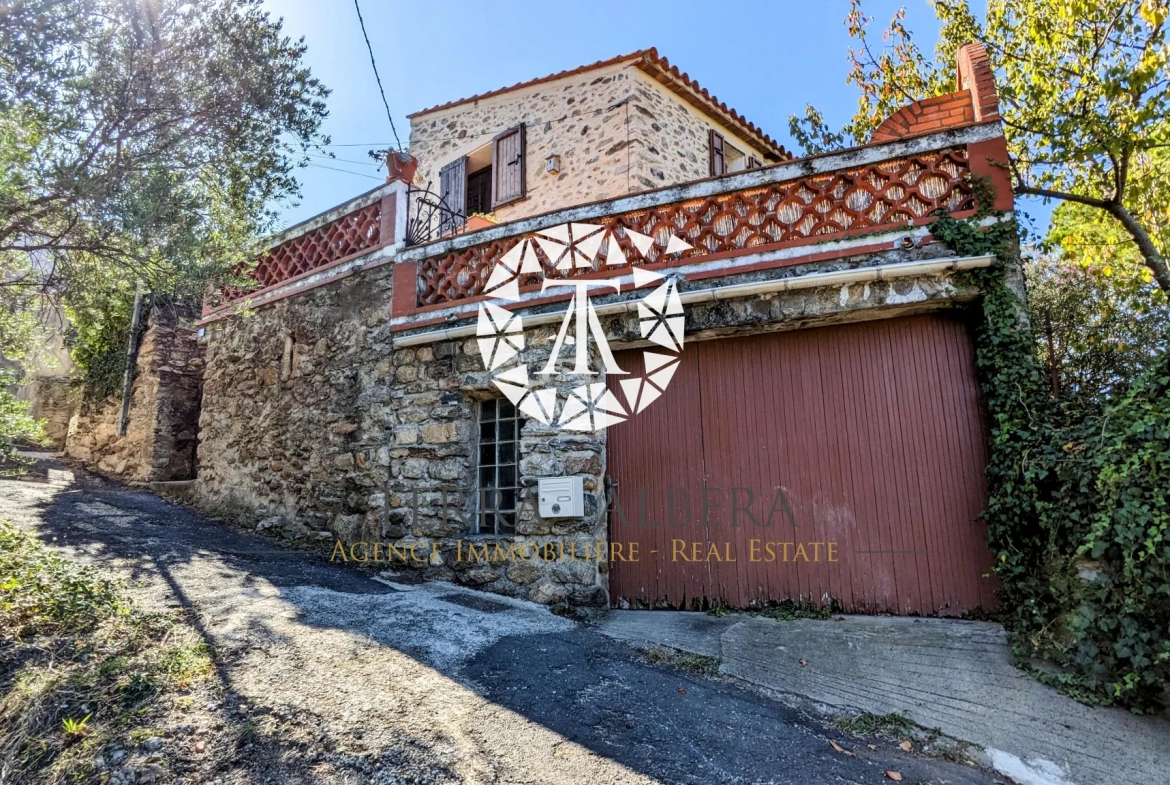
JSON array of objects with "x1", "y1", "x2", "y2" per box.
[{"x1": 606, "y1": 314, "x2": 997, "y2": 615}]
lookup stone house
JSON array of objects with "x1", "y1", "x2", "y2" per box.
[
  {"x1": 407, "y1": 49, "x2": 786, "y2": 226},
  {"x1": 181, "y1": 44, "x2": 1019, "y2": 617}
]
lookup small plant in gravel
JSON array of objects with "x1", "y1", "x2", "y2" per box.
[
  {"x1": 643, "y1": 647, "x2": 722, "y2": 678},
  {"x1": 0, "y1": 521, "x2": 221, "y2": 783},
  {"x1": 60, "y1": 713, "x2": 92, "y2": 740},
  {"x1": 835, "y1": 711, "x2": 914, "y2": 736}
]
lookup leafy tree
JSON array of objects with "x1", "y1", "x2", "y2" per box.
[
  {"x1": 1026, "y1": 246, "x2": 1169, "y2": 402},
  {"x1": 0, "y1": 0, "x2": 329, "y2": 445},
  {"x1": 790, "y1": 0, "x2": 1170, "y2": 296},
  {"x1": 0, "y1": 0, "x2": 328, "y2": 353}
]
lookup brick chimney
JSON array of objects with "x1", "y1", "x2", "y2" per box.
[{"x1": 956, "y1": 43, "x2": 1000, "y2": 123}]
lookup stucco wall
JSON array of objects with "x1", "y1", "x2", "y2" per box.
[{"x1": 408, "y1": 62, "x2": 772, "y2": 224}]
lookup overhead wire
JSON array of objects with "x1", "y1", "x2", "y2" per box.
[
  {"x1": 352, "y1": 0, "x2": 403, "y2": 153},
  {"x1": 305, "y1": 162, "x2": 384, "y2": 181}
]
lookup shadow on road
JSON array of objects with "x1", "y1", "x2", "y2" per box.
[{"x1": 2, "y1": 458, "x2": 1008, "y2": 785}]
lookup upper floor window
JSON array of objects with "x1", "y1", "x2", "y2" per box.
[
  {"x1": 439, "y1": 124, "x2": 527, "y2": 229},
  {"x1": 477, "y1": 398, "x2": 523, "y2": 535},
  {"x1": 709, "y1": 130, "x2": 762, "y2": 176}
]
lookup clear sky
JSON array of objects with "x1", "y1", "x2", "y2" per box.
[{"x1": 262, "y1": 0, "x2": 1051, "y2": 233}]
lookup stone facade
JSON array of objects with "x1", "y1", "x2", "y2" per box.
[
  {"x1": 191, "y1": 226, "x2": 983, "y2": 614},
  {"x1": 408, "y1": 61, "x2": 769, "y2": 223},
  {"x1": 66, "y1": 301, "x2": 204, "y2": 482},
  {"x1": 624, "y1": 70, "x2": 765, "y2": 190}
]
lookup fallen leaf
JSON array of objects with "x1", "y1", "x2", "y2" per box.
[
  {"x1": 867, "y1": 744, "x2": 877, "y2": 751},
  {"x1": 885, "y1": 772, "x2": 903, "y2": 781},
  {"x1": 829, "y1": 740, "x2": 854, "y2": 756},
  {"x1": 899, "y1": 740, "x2": 912, "y2": 752},
  {"x1": 798, "y1": 658, "x2": 807, "y2": 666},
  {"x1": 835, "y1": 616, "x2": 845, "y2": 621},
  {"x1": 625, "y1": 721, "x2": 634, "y2": 729},
  {"x1": 677, "y1": 688, "x2": 686, "y2": 695}
]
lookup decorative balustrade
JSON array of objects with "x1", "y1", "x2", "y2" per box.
[
  {"x1": 416, "y1": 147, "x2": 974, "y2": 308},
  {"x1": 252, "y1": 201, "x2": 382, "y2": 289}
]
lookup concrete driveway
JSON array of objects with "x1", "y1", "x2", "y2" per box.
[
  {"x1": 597, "y1": 610, "x2": 1170, "y2": 785},
  {"x1": 0, "y1": 456, "x2": 1015, "y2": 785}
]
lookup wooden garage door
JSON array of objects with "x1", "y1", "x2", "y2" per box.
[{"x1": 606, "y1": 314, "x2": 997, "y2": 615}]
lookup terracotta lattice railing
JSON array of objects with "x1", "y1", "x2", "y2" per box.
[
  {"x1": 251, "y1": 201, "x2": 382, "y2": 290},
  {"x1": 416, "y1": 147, "x2": 974, "y2": 308}
]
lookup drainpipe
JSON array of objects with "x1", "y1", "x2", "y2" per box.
[{"x1": 117, "y1": 288, "x2": 145, "y2": 436}]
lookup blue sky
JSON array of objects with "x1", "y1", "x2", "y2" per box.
[{"x1": 263, "y1": 0, "x2": 1050, "y2": 232}]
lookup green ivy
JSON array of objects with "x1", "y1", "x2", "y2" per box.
[
  {"x1": 65, "y1": 290, "x2": 142, "y2": 403},
  {"x1": 931, "y1": 188, "x2": 1170, "y2": 715}
]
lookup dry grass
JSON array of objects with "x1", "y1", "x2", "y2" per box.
[{"x1": 0, "y1": 521, "x2": 218, "y2": 783}]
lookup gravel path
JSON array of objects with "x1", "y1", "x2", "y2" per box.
[{"x1": 1, "y1": 457, "x2": 1013, "y2": 785}]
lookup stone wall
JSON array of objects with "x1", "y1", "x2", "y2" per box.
[
  {"x1": 407, "y1": 61, "x2": 769, "y2": 223},
  {"x1": 193, "y1": 266, "x2": 396, "y2": 536},
  {"x1": 191, "y1": 263, "x2": 612, "y2": 612},
  {"x1": 191, "y1": 233, "x2": 986, "y2": 614},
  {"x1": 19, "y1": 376, "x2": 80, "y2": 449},
  {"x1": 626, "y1": 70, "x2": 766, "y2": 190},
  {"x1": 66, "y1": 301, "x2": 205, "y2": 482}
]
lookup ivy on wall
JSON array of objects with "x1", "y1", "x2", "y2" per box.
[
  {"x1": 932, "y1": 183, "x2": 1170, "y2": 714},
  {"x1": 66, "y1": 291, "x2": 144, "y2": 404}
]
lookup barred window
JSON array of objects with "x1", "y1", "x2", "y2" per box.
[{"x1": 478, "y1": 398, "x2": 522, "y2": 534}]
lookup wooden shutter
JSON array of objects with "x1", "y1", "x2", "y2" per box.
[
  {"x1": 746, "y1": 155, "x2": 763, "y2": 170},
  {"x1": 709, "y1": 129, "x2": 726, "y2": 176},
  {"x1": 438, "y1": 156, "x2": 467, "y2": 235},
  {"x1": 492, "y1": 125, "x2": 526, "y2": 207}
]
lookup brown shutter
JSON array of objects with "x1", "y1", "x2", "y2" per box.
[
  {"x1": 709, "y1": 129, "x2": 725, "y2": 176},
  {"x1": 438, "y1": 156, "x2": 467, "y2": 235},
  {"x1": 746, "y1": 155, "x2": 763, "y2": 170},
  {"x1": 492, "y1": 124, "x2": 526, "y2": 207}
]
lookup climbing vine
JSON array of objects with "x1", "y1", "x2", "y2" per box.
[{"x1": 931, "y1": 180, "x2": 1170, "y2": 714}]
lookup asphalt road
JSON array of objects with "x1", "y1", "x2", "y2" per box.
[{"x1": 1, "y1": 457, "x2": 1012, "y2": 785}]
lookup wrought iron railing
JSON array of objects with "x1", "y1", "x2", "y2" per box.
[{"x1": 405, "y1": 184, "x2": 466, "y2": 247}]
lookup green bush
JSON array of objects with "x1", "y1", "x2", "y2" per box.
[
  {"x1": 932, "y1": 205, "x2": 1170, "y2": 715},
  {"x1": 1070, "y1": 353, "x2": 1170, "y2": 707},
  {"x1": 0, "y1": 521, "x2": 125, "y2": 635},
  {"x1": 0, "y1": 373, "x2": 47, "y2": 468}
]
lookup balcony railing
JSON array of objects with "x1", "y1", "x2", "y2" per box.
[
  {"x1": 405, "y1": 184, "x2": 467, "y2": 247},
  {"x1": 413, "y1": 146, "x2": 975, "y2": 308}
]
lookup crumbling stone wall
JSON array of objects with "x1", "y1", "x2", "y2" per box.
[
  {"x1": 19, "y1": 377, "x2": 80, "y2": 449},
  {"x1": 66, "y1": 302, "x2": 204, "y2": 482}
]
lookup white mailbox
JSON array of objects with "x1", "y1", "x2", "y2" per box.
[{"x1": 538, "y1": 476, "x2": 584, "y2": 518}]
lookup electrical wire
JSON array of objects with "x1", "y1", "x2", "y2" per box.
[
  {"x1": 353, "y1": 0, "x2": 403, "y2": 153},
  {"x1": 305, "y1": 162, "x2": 384, "y2": 181},
  {"x1": 307, "y1": 151, "x2": 382, "y2": 168}
]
